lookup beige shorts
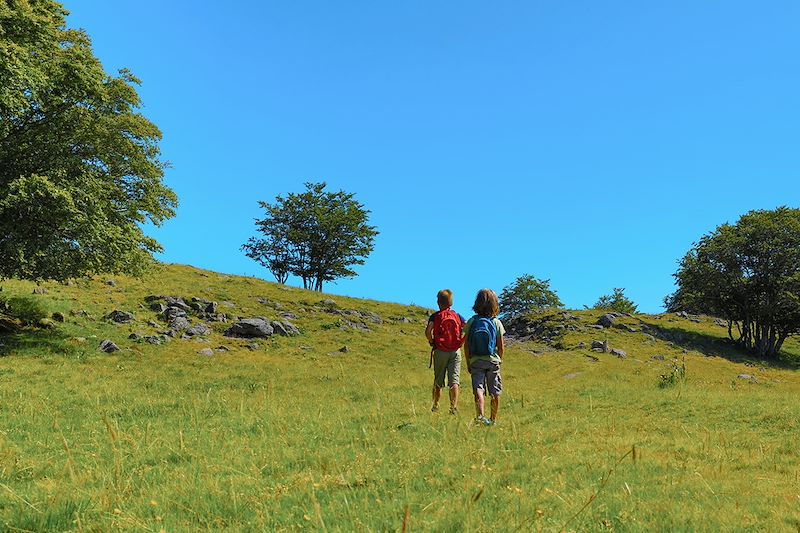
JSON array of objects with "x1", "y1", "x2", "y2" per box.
[{"x1": 433, "y1": 349, "x2": 461, "y2": 389}]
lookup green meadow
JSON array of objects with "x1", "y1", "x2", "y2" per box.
[{"x1": 1, "y1": 264, "x2": 800, "y2": 532}]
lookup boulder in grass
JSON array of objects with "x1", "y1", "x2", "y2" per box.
[
  {"x1": 198, "y1": 348, "x2": 214, "y2": 357},
  {"x1": 186, "y1": 323, "x2": 211, "y2": 337},
  {"x1": 98, "y1": 339, "x2": 119, "y2": 353},
  {"x1": 168, "y1": 316, "x2": 191, "y2": 332},
  {"x1": 162, "y1": 307, "x2": 187, "y2": 321},
  {"x1": 225, "y1": 318, "x2": 273, "y2": 338},
  {"x1": 271, "y1": 320, "x2": 300, "y2": 337},
  {"x1": 106, "y1": 310, "x2": 134, "y2": 323},
  {"x1": 611, "y1": 348, "x2": 627, "y2": 358},
  {"x1": 164, "y1": 297, "x2": 192, "y2": 312},
  {"x1": 597, "y1": 314, "x2": 616, "y2": 328}
]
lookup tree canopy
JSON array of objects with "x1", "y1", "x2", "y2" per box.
[
  {"x1": 0, "y1": 0, "x2": 177, "y2": 281},
  {"x1": 666, "y1": 207, "x2": 800, "y2": 358},
  {"x1": 242, "y1": 182, "x2": 378, "y2": 291},
  {"x1": 591, "y1": 288, "x2": 638, "y2": 314},
  {"x1": 499, "y1": 274, "x2": 562, "y2": 319}
]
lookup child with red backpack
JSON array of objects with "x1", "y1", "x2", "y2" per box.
[
  {"x1": 463, "y1": 288, "x2": 506, "y2": 426},
  {"x1": 425, "y1": 289, "x2": 466, "y2": 414}
]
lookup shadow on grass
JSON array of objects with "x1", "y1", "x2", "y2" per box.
[
  {"x1": 642, "y1": 322, "x2": 800, "y2": 370},
  {"x1": 0, "y1": 327, "x2": 85, "y2": 359}
]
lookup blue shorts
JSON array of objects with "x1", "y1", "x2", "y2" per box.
[{"x1": 470, "y1": 359, "x2": 502, "y2": 396}]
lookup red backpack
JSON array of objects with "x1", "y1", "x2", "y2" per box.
[{"x1": 432, "y1": 309, "x2": 463, "y2": 352}]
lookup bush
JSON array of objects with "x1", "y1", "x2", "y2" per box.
[
  {"x1": 499, "y1": 274, "x2": 563, "y2": 319},
  {"x1": 1, "y1": 295, "x2": 51, "y2": 325},
  {"x1": 658, "y1": 358, "x2": 686, "y2": 388},
  {"x1": 591, "y1": 288, "x2": 638, "y2": 314}
]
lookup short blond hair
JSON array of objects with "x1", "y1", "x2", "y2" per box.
[{"x1": 437, "y1": 289, "x2": 453, "y2": 309}]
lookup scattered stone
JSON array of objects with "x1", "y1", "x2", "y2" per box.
[
  {"x1": 105, "y1": 280, "x2": 117, "y2": 287},
  {"x1": 144, "y1": 336, "x2": 161, "y2": 345},
  {"x1": 215, "y1": 345, "x2": 230, "y2": 352},
  {"x1": 676, "y1": 311, "x2": 689, "y2": 319},
  {"x1": 339, "y1": 345, "x2": 349, "y2": 353},
  {"x1": 361, "y1": 311, "x2": 382, "y2": 324},
  {"x1": 144, "y1": 295, "x2": 163, "y2": 303},
  {"x1": 576, "y1": 342, "x2": 586, "y2": 349},
  {"x1": 37, "y1": 318, "x2": 55, "y2": 329},
  {"x1": 147, "y1": 320, "x2": 159, "y2": 328},
  {"x1": 164, "y1": 297, "x2": 192, "y2": 312},
  {"x1": 643, "y1": 334, "x2": 655, "y2": 342},
  {"x1": 162, "y1": 307, "x2": 187, "y2": 321},
  {"x1": 398, "y1": 317, "x2": 411, "y2": 324},
  {"x1": 652, "y1": 355, "x2": 666, "y2": 361},
  {"x1": 737, "y1": 374, "x2": 756, "y2": 382},
  {"x1": 597, "y1": 314, "x2": 616, "y2": 328},
  {"x1": 51, "y1": 312, "x2": 65, "y2": 323},
  {"x1": 611, "y1": 348, "x2": 627, "y2": 358},
  {"x1": 591, "y1": 340, "x2": 609, "y2": 352},
  {"x1": 198, "y1": 348, "x2": 214, "y2": 357},
  {"x1": 564, "y1": 373, "x2": 580, "y2": 380},
  {"x1": 32, "y1": 287, "x2": 49, "y2": 295},
  {"x1": 246, "y1": 342, "x2": 260, "y2": 350},
  {"x1": 321, "y1": 299, "x2": 337, "y2": 306},
  {"x1": 150, "y1": 302, "x2": 168, "y2": 313},
  {"x1": 106, "y1": 310, "x2": 135, "y2": 323},
  {"x1": 271, "y1": 320, "x2": 300, "y2": 337},
  {"x1": 586, "y1": 324, "x2": 604, "y2": 330},
  {"x1": 220, "y1": 301, "x2": 236, "y2": 308},
  {"x1": 340, "y1": 320, "x2": 370, "y2": 332},
  {"x1": 225, "y1": 318, "x2": 274, "y2": 338},
  {"x1": 257, "y1": 297, "x2": 270, "y2": 305},
  {"x1": 186, "y1": 323, "x2": 211, "y2": 337},
  {"x1": 128, "y1": 333, "x2": 142, "y2": 340},
  {"x1": 98, "y1": 339, "x2": 119, "y2": 353},
  {"x1": 168, "y1": 316, "x2": 191, "y2": 332}
]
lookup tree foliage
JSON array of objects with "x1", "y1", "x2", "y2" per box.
[
  {"x1": 666, "y1": 207, "x2": 800, "y2": 358},
  {"x1": 0, "y1": 0, "x2": 177, "y2": 281},
  {"x1": 242, "y1": 182, "x2": 378, "y2": 291},
  {"x1": 499, "y1": 274, "x2": 562, "y2": 319},
  {"x1": 592, "y1": 288, "x2": 638, "y2": 314}
]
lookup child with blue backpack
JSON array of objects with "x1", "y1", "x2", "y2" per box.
[{"x1": 463, "y1": 288, "x2": 505, "y2": 426}]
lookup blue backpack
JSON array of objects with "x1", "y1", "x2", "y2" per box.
[{"x1": 468, "y1": 317, "x2": 497, "y2": 356}]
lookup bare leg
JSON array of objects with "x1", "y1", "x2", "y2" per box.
[
  {"x1": 490, "y1": 395, "x2": 500, "y2": 422},
  {"x1": 449, "y1": 385, "x2": 459, "y2": 412},
  {"x1": 431, "y1": 386, "x2": 442, "y2": 411},
  {"x1": 474, "y1": 389, "x2": 485, "y2": 418}
]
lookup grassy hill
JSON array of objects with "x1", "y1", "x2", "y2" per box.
[{"x1": 1, "y1": 264, "x2": 800, "y2": 532}]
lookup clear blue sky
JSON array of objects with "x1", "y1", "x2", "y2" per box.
[{"x1": 65, "y1": 1, "x2": 800, "y2": 315}]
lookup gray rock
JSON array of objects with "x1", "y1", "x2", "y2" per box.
[
  {"x1": 205, "y1": 302, "x2": 217, "y2": 314},
  {"x1": 186, "y1": 323, "x2": 211, "y2": 337},
  {"x1": 271, "y1": 320, "x2": 300, "y2": 337},
  {"x1": 586, "y1": 324, "x2": 604, "y2": 330},
  {"x1": 168, "y1": 316, "x2": 191, "y2": 332},
  {"x1": 339, "y1": 345, "x2": 349, "y2": 353},
  {"x1": 564, "y1": 373, "x2": 580, "y2": 379},
  {"x1": 150, "y1": 302, "x2": 168, "y2": 313},
  {"x1": 32, "y1": 287, "x2": 49, "y2": 295},
  {"x1": 144, "y1": 336, "x2": 161, "y2": 345},
  {"x1": 105, "y1": 280, "x2": 116, "y2": 287},
  {"x1": 106, "y1": 310, "x2": 135, "y2": 323},
  {"x1": 611, "y1": 348, "x2": 627, "y2": 358},
  {"x1": 98, "y1": 339, "x2": 119, "y2": 353},
  {"x1": 591, "y1": 340, "x2": 609, "y2": 352},
  {"x1": 162, "y1": 307, "x2": 187, "y2": 321},
  {"x1": 215, "y1": 345, "x2": 230, "y2": 352},
  {"x1": 340, "y1": 320, "x2": 370, "y2": 332},
  {"x1": 144, "y1": 295, "x2": 163, "y2": 303},
  {"x1": 225, "y1": 318, "x2": 274, "y2": 338},
  {"x1": 576, "y1": 342, "x2": 586, "y2": 349},
  {"x1": 220, "y1": 301, "x2": 236, "y2": 308},
  {"x1": 128, "y1": 332, "x2": 142, "y2": 340},
  {"x1": 321, "y1": 299, "x2": 337, "y2": 306},
  {"x1": 737, "y1": 374, "x2": 755, "y2": 381},
  {"x1": 597, "y1": 314, "x2": 616, "y2": 328},
  {"x1": 651, "y1": 355, "x2": 665, "y2": 361},
  {"x1": 198, "y1": 348, "x2": 214, "y2": 357},
  {"x1": 164, "y1": 297, "x2": 191, "y2": 312},
  {"x1": 51, "y1": 312, "x2": 65, "y2": 323},
  {"x1": 246, "y1": 342, "x2": 260, "y2": 350}
]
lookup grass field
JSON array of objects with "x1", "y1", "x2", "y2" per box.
[{"x1": 1, "y1": 264, "x2": 800, "y2": 532}]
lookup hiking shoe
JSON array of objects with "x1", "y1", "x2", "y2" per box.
[
  {"x1": 449, "y1": 407, "x2": 458, "y2": 415},
  {"x1": 475, "y1": 416, "x2": 491, "y2": 426}
]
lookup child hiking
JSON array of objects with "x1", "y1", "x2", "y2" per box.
[
  {"x1": 425, "y1": 289, "x2": 466, "y2": 414},
  {"x1": 463, "y1": 289, "x2": 505, "y2": 426}
]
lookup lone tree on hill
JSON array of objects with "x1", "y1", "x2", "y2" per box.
[
  {"x1": 499, "y1": 274, "x2": 563, "y2": 319},
  {"x1": 591, "y1": 288, "x2": 638, "y2": 314},
  {"x1": 242, "y1": 182, "x2": 378, "y2": 291},
  {"x1": 0, "y1": 1, "x2": 177, "y2": 282},
  {"x1": 666, "y1": 207, "x2": 800, "y2": 359}
]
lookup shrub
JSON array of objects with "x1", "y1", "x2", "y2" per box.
[
  {"x1": 499, "y1": 274, "x2": 563, "y2": 319},
  {"x1": 2, "y1": 295, "x2": 51, "y2": 325},
  {"x1": 591, "y1": 288, "x2": 638, "y2": 314}
]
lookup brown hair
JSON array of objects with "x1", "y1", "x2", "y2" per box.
[
  {"x1": 472, "y1": 288, "x2": 500, "y2": 317},
  {"x1": 437, "y1": 289, "x2": 453, "y2": 309}
]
